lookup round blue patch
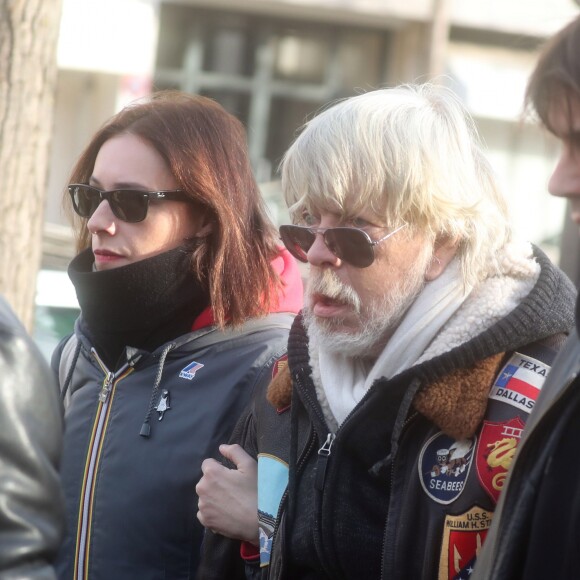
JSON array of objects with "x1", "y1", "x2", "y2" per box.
[{"x1": 418, "y1": 431, "x2": 476, "y2": 505}]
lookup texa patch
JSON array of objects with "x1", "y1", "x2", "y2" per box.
[
  {"x1": 179, "y1": 360, "x2": 204, "y2": 380},
  {"x1": 258, "y1": 454, "x2": 288, "y2": 567},
  {"x1": 475, "y1": 417, "x2": 525, "y2": 503},
  {"x1": 489, "y1": 352, "x2": 549, "y2": 413},
  {"x1": 438, "y1": 506, "x2": 493, "y2": 580},
  {"x1": 419, "y1": 432, "x2": 476, "y2": 504}
]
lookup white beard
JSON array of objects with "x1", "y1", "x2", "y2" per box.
[{"x1": 303, "y1": 251, "x2": 432, "y2": 357}]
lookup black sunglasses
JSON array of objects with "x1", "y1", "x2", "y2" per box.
[
  {"x1": 68, "y1": 184, "x2": 190, "y2": 223},
  {"x1": 279, "y1": 223, "x2": 406, "y2": 268}
]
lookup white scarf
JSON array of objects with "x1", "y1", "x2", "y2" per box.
[{"x1": 309, "y1": 242, "x2": 539, "y2": 430}]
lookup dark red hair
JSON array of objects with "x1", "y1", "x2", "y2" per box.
[{"x1": 66, "y1": 91, "x2": 280, "y2": 327}]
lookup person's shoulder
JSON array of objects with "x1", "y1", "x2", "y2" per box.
[
  {"x1": 532, "y1": 244, "x2": 577, "y2": 317},
  {"x1": 0, "y1": 295, "x2": 50, "y2": 372},
  {"x1": 0, "y1": 294, "x2": 26, "y2": 337}
]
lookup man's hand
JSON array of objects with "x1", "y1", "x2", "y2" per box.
[{"x1": 196, "y1": 444, "x2": 259, "y2": 545}]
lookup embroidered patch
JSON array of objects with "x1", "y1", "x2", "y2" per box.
[
  {"x1": 489, "y1": 352, "x2": 549, "y2": 413},
  {"x1": 258, "y1": 454, "x2": 289, "y2": 567},
  {"x1": 179, "y1": 360, "x2": 204, "y2": 380},
  {"x1": 475, "y1": 417, "x2": 525, "y2": 504},
  {"x1": 419, "y1": 432, "x2": 476, "y2": 505},
  {"x1": 272, "y1": 354, "x2": 288, "y2": 379},
  {"x1": 439, "y1": 506, "x2": 493, "y2": 580}
]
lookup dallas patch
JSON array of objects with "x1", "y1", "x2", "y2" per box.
[
  {"x1": 489, "y1": 352, "x2": 549, "y2": 413},
  {"x1": 419, "y1": 432, "x2": 476, "y2": 504},
  {"x1": 476, "y1": 417, "x2": 525, "y2": 503},
  {"x1": 439, "y1": 506, "x2": 493, "y2": 580},
  {"x1": 179, "y1": 360, "x2": 204, "y2": 380},
  {"x1": 258, "y1": 454, "x2": 288, "y2": 567}
]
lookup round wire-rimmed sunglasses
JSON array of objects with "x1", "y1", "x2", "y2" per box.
[
  {"x1": 279, "y1": 223, "x2": 407, "y2": 268},
  {"x1": 68, "y1": 183, "x2": 190, "y2": 223}
]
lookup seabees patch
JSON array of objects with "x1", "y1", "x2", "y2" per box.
[
  {"x1": 439, "y1": 506, "x2": 493, "y2": 580},
  {"x1": 475, "y1": 416, "x2": 525, "y2": 503},
  {"x1": 419, "y1": 432, "x2": 476, "y2": 505},
  {"x1": 489, "y1": 352, "x2": 549, "y2": 413}
]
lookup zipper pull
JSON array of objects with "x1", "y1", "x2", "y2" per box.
[
  {"x1": 315, "y1": 433, "x2": 335, "y2": 491},
  {"x1": 156, "y1": 389, "x2": 171, "y2": 421},
  {"x1": 98, "y1": 372, "x2": 114, "y2": 403}
]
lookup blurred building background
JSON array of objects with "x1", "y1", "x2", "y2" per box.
[{"x1": 36, "y1": 0, "x2": 580, "y2": 356}]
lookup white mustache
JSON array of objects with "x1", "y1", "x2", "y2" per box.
[{"x1": 306, "y1": 269, "x2": 361, "y2": 313}]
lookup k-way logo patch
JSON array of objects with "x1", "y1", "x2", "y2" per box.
[
  {"x1": 419, "y1": 432, "x2": 476, "y2": 505},
  {"x1": 438, "y1": 506, "x2": 493, "y2": 580},
  {"x1": 179, "y1": 360, "x2": 204, "y2": 380},
  {"x1": 475, "y1": 417, "x2": 525, "y2": 503},
  {"x1": 489, "y1": 352, "x2": 550, "y2": 413}
]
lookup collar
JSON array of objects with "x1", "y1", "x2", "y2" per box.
[
  {"x1": 69, "y1": 246, "x2": 209, "y2": 369},
  {"x1": 191, "y1": 246, "x2": 303, "y2": 330}
]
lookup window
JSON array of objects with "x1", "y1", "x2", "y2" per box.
[{"x1": 155, "y1": 5, "x2": 391, "y2": 185}]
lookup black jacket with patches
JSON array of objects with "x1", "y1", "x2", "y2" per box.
[
  {"x1": 198, "y1": 248, "x2": 576, "y2": 580},
  {"x1": 472, "y1": 295, "x2": 580, "y2": 580}
]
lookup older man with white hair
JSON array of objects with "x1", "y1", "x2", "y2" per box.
[{"x1": 196, "y1": 83, "x2": 576, "y2": 580}]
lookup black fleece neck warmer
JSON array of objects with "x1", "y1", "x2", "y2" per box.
[{"x1": 68, "y1": 246, "x2": 209, "y2": 370}]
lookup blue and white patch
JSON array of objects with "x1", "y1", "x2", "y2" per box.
[
  {"x1": 258, "y1": 454, "x2": 288, "y2": 567},
  {"x1": 418, "y1": 432, "x2": 476, "y2": 505},
  {"x1": 179, "y1": 360, "x2": 204, "y2": 380}
]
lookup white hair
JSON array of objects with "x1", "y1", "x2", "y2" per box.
[{"x1": 280, "y1": 83, "x2": 513, "y2": 287}]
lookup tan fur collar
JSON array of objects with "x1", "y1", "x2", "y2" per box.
[
  {"x1": 413, "y1": 353, "x2": 505, "y2": 440},
  {"x1": 267, "y1": 353, "x2": 504, "y2": 439}
]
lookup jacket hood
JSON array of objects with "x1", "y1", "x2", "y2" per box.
[
  {"x1": 276, "y1": 244, "x2": 576, "y2": 439},
  {"x1": 412, "y1": 244, "x2": 576, "y2": 386},
  {"x1": 409, "y1": 244, "x2": 576, "y2": 439},
  {"x1": 191, "y1": 247, "x2": 303, "y2": 331}
]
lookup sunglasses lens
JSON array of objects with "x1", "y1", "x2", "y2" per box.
[
  {"x1": 69, "y1": 185, "x2": 100, "y2": 218},
  {"x1": 109, "y1": 190, "x2": 148, "y2": 223},
  {"x1": 324, "y1": 228, "x2": 374, "y2": 268},
  {"x1": 279, "y1": 225, "x2": 314, "y2": 263}
]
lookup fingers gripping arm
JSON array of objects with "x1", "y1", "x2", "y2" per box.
[{"x1": 196, "y1": 444, "x2": 259, "y2": 545}]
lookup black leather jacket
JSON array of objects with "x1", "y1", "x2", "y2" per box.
[{"x1": 0, "y1": 295, "x2": 64, "y2": 579}]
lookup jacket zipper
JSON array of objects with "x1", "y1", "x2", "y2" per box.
[
  {"x1": 294, "y1": 374, "x2": 341, "y2": 577},
  {"x1": 74, "y1": 350, "x2": 133, "y2": 580},
  {"x1": 294, "y1": 369, "x2": 408, "y2": 578},
  {"x1": 380, "y1": 411, "x2": 418, "y2": 579},
  {"x1": 314, "y1": 432, "x2": 335, "y2": 490}
]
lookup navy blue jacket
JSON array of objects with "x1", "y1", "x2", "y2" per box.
[{"x1": 54, "y1": 313, "x2": 294, "y2": 580}]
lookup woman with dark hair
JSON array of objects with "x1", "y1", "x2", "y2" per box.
[{"x1": 53, "y1": 91, "x2": 302, "y2": 579}]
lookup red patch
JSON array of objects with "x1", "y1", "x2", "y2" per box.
[
  {"x1": 439, "y1": 507, "x2": 493, "y2": 579},
  {"x1": 475, "y1": 417, "x2": 525, "y2": 503},
  {"x1": 271, "y1": 354, "x2": 288, "y2": 379}
]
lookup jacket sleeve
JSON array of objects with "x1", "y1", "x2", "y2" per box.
[
  {"x1": 195, "y1": 402, "x2": 259, "y2": 580},
  {"x1": 196, "y1": 343, "x2": 288, "y2": 580},
  {"x1": 0, "y1": 297, "x2": 65, "y2": 579}
]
